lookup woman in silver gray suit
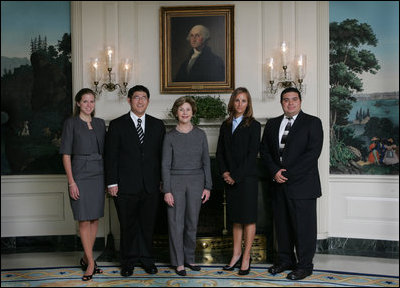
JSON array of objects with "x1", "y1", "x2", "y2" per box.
[
  {"x1": 162, "y1": 96, "x2": 212, "y2": 276},
  {"x1": 60, "y1": 88, "x2": 105, "y2": 281}
]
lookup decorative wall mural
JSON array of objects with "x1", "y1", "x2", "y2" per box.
[
  {"x1": 1, "y1": 1, "x2": 72, "y2": 175},
  {"x1": 329, "y1": 1, "x2": 399, "y2": 175}
]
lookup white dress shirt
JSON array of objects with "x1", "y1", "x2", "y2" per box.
[
  {"x1": 232, "y1": 115, "x2": 243, "y2": 133},
  {"x1": 130, "y1": 111, "x2": 146, "y2": 134},
  {"x1": 278, "y1": 113, "x2": 298, "y2": 143}
]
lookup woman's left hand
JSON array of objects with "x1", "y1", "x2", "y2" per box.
[{"x1": 201, "y1": 189, "x2": 210, "y2": 204}]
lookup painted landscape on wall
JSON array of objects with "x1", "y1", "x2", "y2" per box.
[
  {"x1": 1, "y1": 1, "x2": 72, "y2": 175},
  {"x1": 329, "y1": 1, "x2": 399, "y2": 175}
]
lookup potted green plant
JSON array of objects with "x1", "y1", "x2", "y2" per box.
[
  {"x1": 169, "y1": 95, "x2": 227, "y2": 125},
  {"x1": 192, "y1": 95, "x2": 227, "y2": 124}
]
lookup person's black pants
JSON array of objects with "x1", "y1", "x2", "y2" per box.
[
  {"x1": 272, "y1": 184, "x2": 317, "y2": 271},
  {"x1": 114, "y1": 190, "x2": 160, "y2": 267}
]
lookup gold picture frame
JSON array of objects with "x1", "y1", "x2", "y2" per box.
[{"x1": 160, "y1": 5, "x2": 234, "y2": 94}]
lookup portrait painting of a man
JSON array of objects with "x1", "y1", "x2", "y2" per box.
[
  {"x1": 174, "y1": 24, "x2": 225, "y2": 82},
  {"x1": 160, "y1": 5, "x2": 234, "y2": 94}
]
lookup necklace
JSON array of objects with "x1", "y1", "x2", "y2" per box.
[
  {"x1": 176, "y1": 124, "x2": 193, "y2": 133},
  {"x1": 79, "y1": 115, "x2": 92, "y2": 123}
]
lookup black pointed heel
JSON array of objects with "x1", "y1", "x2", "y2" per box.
[
  {"x1": 80, "y1": 258, "x2": 88, "y2": 271},
  {"x1": 222, "y1": 255, "x2": 242, "y2": 271},
  {"x1": 238, "y1": 257, "x2": 252, "y2": 275},
  {"x1": 82, "y1": 265, "x2": 95, "y2": 281},
  {"x1": 94, "y1": 261, "x2": 103, "y2": 274}
]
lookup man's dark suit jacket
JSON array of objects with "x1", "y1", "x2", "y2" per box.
[
  {"x1": 174, "y1": 46, "x2": 225, "y2": 82},
  {"x1": 105, "y1": 113, "x2": 166, "y2": 194},
  {"x1": 260, "y1": 110, "x2": 323, "y2": 199}
]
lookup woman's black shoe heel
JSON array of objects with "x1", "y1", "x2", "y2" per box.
[
  {"x1": 80, "y1": 258, "x2": 88, "y2": 271},
  {"x1": 238, "y1": 257, "x2": 252, "y2": 275},
  {"x1": 222, "y1": 255, "x2": 242, "y2": 271},
  {"x1": 94, "y1": 261, "x2": 103, "y2": 274},
  {"x1": 82, "y1": 273, "x2": 94, "y2": 281},
  {"x1": 82, "y1": 265, "x2": 95, "y2": 281}
]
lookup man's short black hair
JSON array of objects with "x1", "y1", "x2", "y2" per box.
[
  {"x1": 128, "y1": 85, "x2": 150, "y2": 99},
  {"x1": 280, "y1": 87, "x2": 302, "y2": 103}
]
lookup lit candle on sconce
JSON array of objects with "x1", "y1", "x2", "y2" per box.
[
  {"x1": 297, "y1": 54, "x2": 306, "y2": 79},
  {"x1": 281, "y1": 41, "x2": 288, "y2": 67},
  {"x1": 107, "y1": 47, "x2": 113, "y2": 69},
  {"x1": 268, "y1": 57, "x2": 274, "y2": 80},
  {"x1": 92, "y1": 58, "x2": 99, "y2": 82},
  {"x1": 123, "y1": 59, "x2": 131, "y2": 83}
]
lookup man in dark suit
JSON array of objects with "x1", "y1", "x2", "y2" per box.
[
  {"x1": 105, "y1": 85, "x2": 166, "y2": 277},
  {"x1": 260, "y1": 87, "x2": 323, "y2": 281},
  {"x1": 174, "y1": 24, "x2": 225, "y2": 82}
]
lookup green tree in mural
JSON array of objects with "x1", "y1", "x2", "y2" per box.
[{"x1": 329, "y1": 19, "x2": 381, "y2": 170}]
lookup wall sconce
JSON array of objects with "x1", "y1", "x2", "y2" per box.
[
  {"x1": 266, "y1": 41, "x2": 306, "y2": 96},
  {"x1": 91, "y1": 47, "x2": 131, "y2": 96}
]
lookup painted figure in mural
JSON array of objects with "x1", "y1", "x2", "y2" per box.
[
  {"x1": 60, "y1": 88, "x2": 106, "y2": 281},
  {"x1": 260, "y1": 87, "x2": 323, "y2": 281},
  {"x1": 368, "y1": 137, "x2": 381, "y2": 164},
  {"x1": 105, "y1": 85, "x2": 166, "y2": 277},
  {"x1": 174, "y1": 24, "x2": 225, "y2": 82},
  {"x1": 162, "y1": 96, "x2": 212, "y2": 276},
  {"x1": 382, "y1": 138, "x2": 399, "y2": 165},
  {"x1": 216, "y1": 87, "x2": 261, "y2": 276}
]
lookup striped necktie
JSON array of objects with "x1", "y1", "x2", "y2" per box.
[
  {"x1": 137, "y1": 118, "x2": 144, "y2": 144},
  {"x1": 279, "y1": 116, "x2": 293, "y2": 162}
]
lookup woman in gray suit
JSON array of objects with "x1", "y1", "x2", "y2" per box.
[
  {"x1": 162, "y1": 96, "x2": 212, "y2": 276},
  {"x1": 60, "y1": 88, "x2": 106, "y2": 281}
]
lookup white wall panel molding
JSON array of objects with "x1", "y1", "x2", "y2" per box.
[
  {"x1": 316, "y1": 1, "x2": 330, "y2": 239},
  {"x1": 1, "y1": 175, "x2": 75, "y2": 237},
  {"x1": 329, "y1": 175, "x2": 399, "y2": 241}
]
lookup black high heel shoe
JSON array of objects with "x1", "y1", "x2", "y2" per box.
[
  {"x1": 82, "y1": 265, "x2": 95, "y2": 281},
  {"x1": 80, "y1": 258, "x2": 88, "y2": 271},
  {"x1": 94, "y1": 261, "x2": 103, "y2": 274},
  {"x1": 222, "y1": 255, "x2": 242, "y2": 271},
  {"x1": 238, "y1": 257, "x2": 252, "y2": 275}
]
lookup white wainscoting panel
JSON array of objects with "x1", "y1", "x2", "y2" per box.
[
  {"x1": 329, "y1": 175, "x2": 399, "y2": 241},
  {"x1": 1, "y1": 175, "x2": 76, "y2": 237}
]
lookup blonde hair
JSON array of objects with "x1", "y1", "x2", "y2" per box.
[{"x1": 226, "y1": 87, "x2": 254, "y2": 127}]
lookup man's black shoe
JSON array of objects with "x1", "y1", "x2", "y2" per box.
[
  {"x1": 268, "y1": 264, "x2": 295, "y2": 275},
  {"x1": 143, "y1": 264, "x2": 158, "y2": 274},
  {"x1": 286, "y1": 269, "x2": 312, "y2": 280},
  {"x1": 120, "y1": 265, "x2": 134, "y2": 277}
]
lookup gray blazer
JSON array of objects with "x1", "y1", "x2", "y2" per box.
[{"x1": 60, "y1": 116, "x2": 106, "y2": 155}]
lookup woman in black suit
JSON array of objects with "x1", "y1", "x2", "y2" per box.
[{"x1": 216, "y1": 87, "x2": 261, "y2": 275}]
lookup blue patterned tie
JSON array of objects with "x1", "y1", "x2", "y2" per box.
[
  {"x1": 279, "y1": 117, "x2": 293, "y2": 162},
  {"x1": 137, "y1": 118, "x2": 144, "y2": 144}
]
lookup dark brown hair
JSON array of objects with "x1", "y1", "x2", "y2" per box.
[
  {"x1": 171, "y1": 96, "x2": 197, "y2": 120},
  {"x1": 73, "y1": 88, "x2": 96, "y2": 117}
]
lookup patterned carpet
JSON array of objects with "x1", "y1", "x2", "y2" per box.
[{"x1": 1, "y1": 265, "x2": 398, "y2": 287}]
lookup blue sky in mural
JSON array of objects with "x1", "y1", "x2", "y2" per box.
[
  {"x1": 1, "y1": 1, "x2": 70, "y2": 59},
  {"x1": 330, "y1": 1, "x2": 399, "y2": 94}
]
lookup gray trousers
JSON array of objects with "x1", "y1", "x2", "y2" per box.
[{"x1": 167, "y1": 174, "x2": 204, "y2": 266}]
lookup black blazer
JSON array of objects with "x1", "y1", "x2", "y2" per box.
[
  {"x1": 216, "y1": 118, "x2": 261, "y2": 183},
  {"x1": 260, "y1": 111, "x2": 323, "y2": 199},
  {"x1": 105, "y1": 113, "x2": 166, "y2": 195}
]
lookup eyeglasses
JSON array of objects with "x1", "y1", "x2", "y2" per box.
[{"x1": 132, "y1": 95, "x2": 148, "y2": 101}]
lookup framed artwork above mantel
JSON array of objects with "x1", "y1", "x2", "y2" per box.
[{"x1": 160, "y1": 5, "x2": 234, "y2": 94}]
